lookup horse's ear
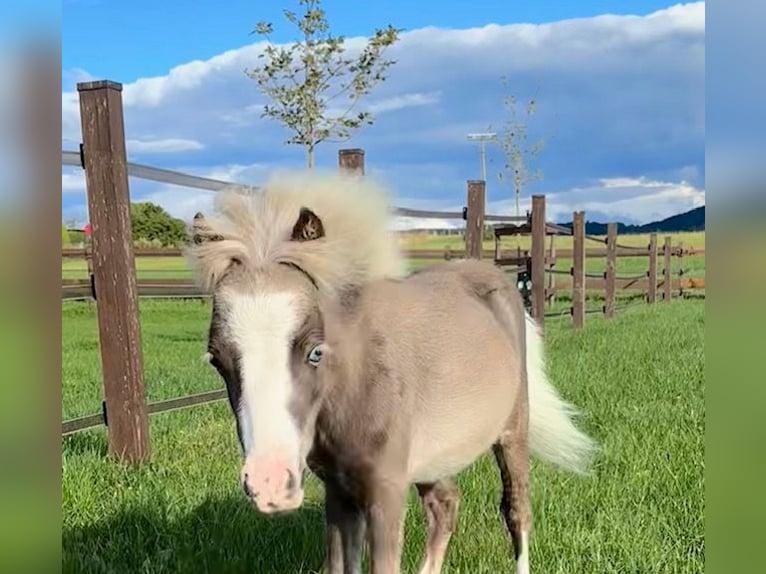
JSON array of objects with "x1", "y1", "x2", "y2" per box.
[
  {"x1": 291, "y1": 207, "x2": 325, "y2": 242},
  {"x1": 192, "y1": 212, "x2": 224, "y2": 244}
]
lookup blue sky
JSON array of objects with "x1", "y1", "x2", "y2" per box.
[
  {"x1": 63, "y1": 0, "x2": 678, "y2": 82},
  {"x1": 62, "y1": 0, "x2": 705, "y2": 227}
]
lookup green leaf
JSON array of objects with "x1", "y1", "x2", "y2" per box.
[
  {"x1": 253, "y1": 21, "x2": 273, "y2": 35},
  {"x1": 244, "y1": 0, "x2": 400, "y2": 165}
]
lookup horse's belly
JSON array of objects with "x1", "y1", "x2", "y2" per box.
[
  {"x1": 405, "y1": 381, "x2": 516, "y2": 484},
  {"x1": 407, "y1": 437, "x2": 500, "y2": 484}
]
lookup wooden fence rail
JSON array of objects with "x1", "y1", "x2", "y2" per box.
[
  {"x1": 539, "y1": 213, "x2": 704, "y2": 328},
  {"x1": 62, "y1": 245, "x2": 704, "y2": 260},
  {"x1": 62, "y1": 274, "x2": 705, "y2": 302},
  {"x1": 63, "y1": 389, "x2": 228, "y2": 436}
]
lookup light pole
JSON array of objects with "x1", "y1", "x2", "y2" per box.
[{"x1": 467, "y1": 132, "x2": 497, "y2": 182}]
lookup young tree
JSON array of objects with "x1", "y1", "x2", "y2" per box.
[
  {"x1": 246, "y1": 0, "x2": 400, "y2": 168},
  {"x1": 494, "y1": 77, "x2": 546, "y2": 218}
]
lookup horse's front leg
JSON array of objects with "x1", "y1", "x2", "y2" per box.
[
  {"x1": 365, "y1": 479, "x2": 408, "y2": 574},
  {"x1": 324, "y1": 482, "x2": 366, "y2": 574}
]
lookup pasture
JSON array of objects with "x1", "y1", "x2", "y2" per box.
[
  {"x1": 61, "y1": 231, "x2": 706, "y2": 282},
  {"x1": 399, "y1": 230, "x2": 705, "y2": 252},
  {"x1": 62, "y1": 297, "x2": 704, "y2": 573}
]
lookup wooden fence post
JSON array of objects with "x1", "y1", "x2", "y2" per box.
[
  {"x1": 663, "y1": 236, "x2": 672, "y2": 302},
  {"x1": 571, "y1": 211, "x2": 586, "y2": 329},
  {"x1": 338, "y1": 148, "x2": 365, "y2": 175},
  {"x1": 647, "y1": 233, "x2": 658, "y2": 304},
  {"x1": 531, "y1": 195, "x2": 546, "y2": 326},
  {"x1": 547, "y1": 233, "x2": 556, "y2": 308},
  {"x1": 77, "y1": 80, "x2": 150, "y2": 464},
  {"x1": 604, "y1": 222, "x2": 617, "y2": 318},
  {"x1": 465, "y1": 180, "x2": 486, "y2": 259},
  {"x1": 678, "y1": 240, "x2": 685, "y2": 298}
]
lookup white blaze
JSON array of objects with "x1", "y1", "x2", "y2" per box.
[{"x1": 226, "y1": 291, "x2": 301, "y2": 462}]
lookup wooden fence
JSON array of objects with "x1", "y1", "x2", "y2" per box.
[
  {"x1": 61, "y1": 79, "x2": 704, "y2": 462},
  {"x1": 62, "y1": 243, "x2": 704, "y2": 303}
]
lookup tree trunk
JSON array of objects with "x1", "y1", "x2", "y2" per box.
[{"x1": 307, "y1": 145, "x2": 315, "y2": 169}]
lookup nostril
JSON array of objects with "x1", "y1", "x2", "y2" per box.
[
  {"x1": 285, "y1": 469, "x2": 297, "y2": 492},
  {"x1": 242, "y1": 474, "x2": 255, "y2": 498}
]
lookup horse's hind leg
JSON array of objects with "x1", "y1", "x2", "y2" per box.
[
  {"x1": 492, "y1": 416, "x2": 532, "y2": 574},
  {"x1": 415, "y1": 479, "x2": 460, "y2": 574}
]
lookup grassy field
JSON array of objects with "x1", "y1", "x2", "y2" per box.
[
  {"x1": 398, "y1": 230, "x2": 706, "y2": 252},
  {"x1": 401, "y1": 231, "x2": 706, "y2": 280},
  {"x1": 62, "y1": 231, "x2": 705, "y2": 282},
  {"x1": 62, "y1": 298, "x2": 704, "y2": 573}
]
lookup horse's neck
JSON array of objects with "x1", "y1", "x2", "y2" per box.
[
  {"x1": 314, "y1": 321, "x2": 367, "y2": 447},
  {"x1": 318, "y1": 361, "x2": 362, "y2": 438}
]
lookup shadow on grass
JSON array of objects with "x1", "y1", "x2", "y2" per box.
[{"x1": 63, "y1": 496, "x2": 327, "y2": 574}]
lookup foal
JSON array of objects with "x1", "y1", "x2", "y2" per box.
[{"x1": 187, "y1": 172, "x2": 596, "y2": 574}]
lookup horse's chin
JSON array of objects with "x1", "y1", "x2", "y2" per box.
[{"x1": 249, "y1": 488, "x2": 305, "y2": 515}]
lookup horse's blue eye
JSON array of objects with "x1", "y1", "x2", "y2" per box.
[{"x1": 307, "y1": 345, "x2": 323, "y2": 366}]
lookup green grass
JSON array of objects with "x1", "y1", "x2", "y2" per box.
[
  {"x1": 62, "y1": 253, "x2": 705, "y2": 290},
  {"x1": 62, "y1": 258, "x2": 444, "y2": 281},
  {"x1": 62, "y1": 232, "x2": 706, "y2": 282},
  {"x1": 399, "y1": 230, "x2": 705, "y2": 253},
  {"x1": 62, "y1": 299, "x2": 704, "y2": 573},
  {"x1": 62, "y1": 256, "x2": 196, "y2": 281}
]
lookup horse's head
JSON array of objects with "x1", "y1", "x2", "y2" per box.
[
  {"x1": 193, "y1": 206, "x2": 331, "y2": 514},
  {"x1": 187, "y1": 174, "x2": 403, "y2": 513}
]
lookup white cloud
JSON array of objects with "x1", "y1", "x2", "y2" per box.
[
  {"x1": 140, "y1": 187, "x2": 217, "y2": 222},
  {"x1": 124, "y1": 162, "x2": 271, "y2": 222},
  {"x1": 62, "y1": 67, "x2": 95, "y2": 89},
  {"x1": 62, "y1": 91, "x2": 81, "y2": 146},
  {"x1": 325, "y1": 91, "x2": 441, "y2": 120},
  {"x1": 120, "y1": 46, "x2": 261, "y2": 108},
  {"x1": 219, "y1": 104, "x2": 264, "y2": 127},
  {"x1": 599, "y1": 177, "x2": 667, "y2": 190},
  {"x1": 488, "y1": 176, "x2": 705, "y2": 224},
  {"x1": 62, "y1": 170, "x2": 86, "y2": 193},
  {"x1": 126, "y1": 138, "x2": 204, "y2": 154},
  {"x1": 367, "y1": 91, "x2": 442, "y2": 114},
  {"x1": 193, "y1": 162, "x2": 270, "y2": 185}
]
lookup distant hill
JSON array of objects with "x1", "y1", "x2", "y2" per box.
[
  {"x1": 639, "y1": 206, "x2": 705, "y2": 232},
  {"x1": 558, "y1": 206, "x2": 705, "y2": 235}
]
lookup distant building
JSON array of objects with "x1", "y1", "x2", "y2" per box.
[{"x1": 397, "y1": 227, "x2": 464, "y2": 236}]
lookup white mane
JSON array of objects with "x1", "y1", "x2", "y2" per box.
[{"x1": 185, "y1": 169, "x2": 406, "y2": 296}]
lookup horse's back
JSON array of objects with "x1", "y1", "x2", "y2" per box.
[{"x1": 360, "y1": 262, "x2": 525, "y2": 483}]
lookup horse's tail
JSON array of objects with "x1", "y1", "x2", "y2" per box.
[{"x1": 524, "y1": 312, "x2": 597, "y2": 474}]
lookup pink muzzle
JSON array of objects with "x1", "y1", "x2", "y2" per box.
[{"x1": 241, "y1": 456, "x2": 304, "y2": 513}]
